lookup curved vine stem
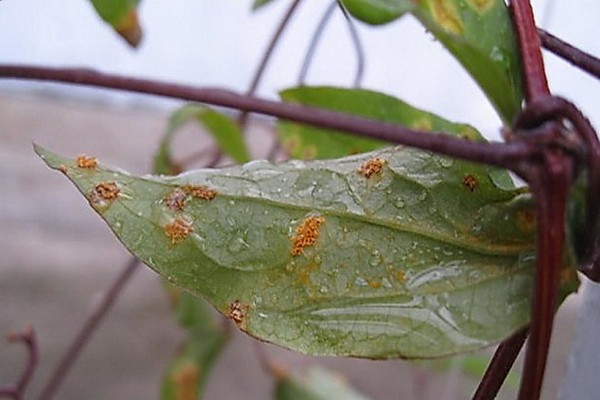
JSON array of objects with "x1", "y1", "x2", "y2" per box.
[
  {"x1": 0, "y1": 327, "x2": 38, "y2": 400},
  {"x1": 0, "y1": 64, "x2": 536, "y2": 169}
]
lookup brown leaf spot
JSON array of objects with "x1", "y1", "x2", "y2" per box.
[
  {"x1": 429, "y1": 0, "x2": 463, "y2": 35},
  {"x1": 291, "y1": 215, "x2": 325, "y2": 256},
  {"x1": 76, "y1": 154, "x2": 97, "y2": 169},
  {"x1": 164, "y1": 189, "x2": 188, "y2": 211},
  {"x1": 172, "y1": 361, "x2": 199, "y2": 400},
  {"x1": 462, "y1": 174, "x2": 478, "y2": 192},
  {"x1": 183, "y1": 184, "x2": 217, "y2": 200},
  {"x1": 517, "y1": 209, "x2": 536, "y2": 233},
  {"x1": 228, "y1": 300, "x2": 249, "y2": 327},
  {"x1": 393, "y1": 270, "x2": 406, "y2": 283},
  {"x1": 90, "y1": 182, "x2": 120, "y2": 204},
  {"x1": 165, "y1": 218, "x2": 194, "y2": 244},
  {"x1": 357, "y1": 157, "x2": 387, "y2": 178},
  {"x1": 58, "y1": 164, "x2": 69, "y2": 174}
]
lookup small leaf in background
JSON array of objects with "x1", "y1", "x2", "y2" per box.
[
  {"x1": 36, "y1": 142, "x2": 578, "y2": 360},
  {"x1": 161, "y1": 286, "x2": 229, "y2": 400},
  {"x1": 275, "y1": 367, "x2": 371, "y2": 400},
  {"x1": 154, "y1": 104, "x2": 249, "y2": 175},
  {"x1": 252, "y1": 0, "x2": 279, "y2": 11},
  {"x1": 341, "y1": 0, "x2": 524, "y2": 123},
  {"x1": 89, "y1": 0, "x2": 143, "y2": 47},
  {"x1": 279, "y1": 86, "x2": 481, "y2": 159},
  {"x1": 340, "y1": 0, "x2": 413, "y2": 25}
]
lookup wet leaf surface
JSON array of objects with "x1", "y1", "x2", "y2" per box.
[{"x1": 36, "y1": 140, "x2": 581, "y2": 359}]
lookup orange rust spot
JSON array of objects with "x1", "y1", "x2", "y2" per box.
[
  {"x1": 90, "y1": 182, "x2": 120, "y2": 204},
  {"x1": 172, "y1": 361, "x2": 199, "y2": 400},
  {"x1": 368, "y1": 280, "x2": 381, "y2": 289},
  {"x1": 165, "y1": 218, "x2": 193, "y2": 244},
  {"x1": 393, "y1": 270, "x2": 406, "y2": 282},
  {"x1": 183, "y1": 184, "x2": 217, "y2": 200},
  {"x1": 291, "y1": 215, "x2": 325, "y2": 256},
  {"x1": 164, "y1": 189, "x2": 188, "y2": 211},
  {"x1": 76, "y1": 154, "x2": 97, "y2": 169},
  {"x1": 357, "y1": 157, "x2": 387, "y2": 178},
  {"x1": 429, "y1": 0, "x2": 463, "y2": 35},
  {"x1": 462, "y1": 174, "x2": 478, "y2": 192},
  {"x1": 228, "y1": 300, "x2": 249, "y2": 326}
]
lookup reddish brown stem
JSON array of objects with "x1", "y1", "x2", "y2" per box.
[
  {"x1": 510, "y1": 0, "x2": 550, "y2": 101},
  {"x1": 517, "y1": 147, "x2": 573, "y2": 400},
  {"x1": 36, "y1": 258, "x2": 139, "y2": 400},
  {"x1": 0, "y1": 327, "x2": 38, "y2": 400},
  {"x1": 539, "y1": 28, "x2": 600, "y2": 80},
  {"x1": 0, "y1": 64, "x2": 536, "y2": 169},
  {"x1": 471, "y1": 327, "x2": 528, "y2": 400}
]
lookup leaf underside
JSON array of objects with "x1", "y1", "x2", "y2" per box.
[{"x1": 36, "y1": 142, "x2": 539, "y2": 359}]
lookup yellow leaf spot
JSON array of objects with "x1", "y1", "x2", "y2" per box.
[
  {"x1": 90, "y1": 182, "x2": 120, "y2": 204},
  {"x1": 462, "y1": 174, "x2": 478, "y2": 192},
  {"x1": 429, "y1": 0, "x2": 463, "y2": 35},
  {"x1": 466, "y1": 0, "x2": 494, "y2": 13},
  {"x1": 393, "y1": 270, "x2": 406, "y2": 282},
  {"x1": 172, "y1": 361, "x2": 199, "y2": 400},
  {"x1": 411, "y1": 118, "x2": 433, "y2": 131},
  {"x1": 291, "y1": 215, "x2": 325, "y2": 256},
  {"x1": 76, "y1": 154, "x2": 97, "y2": 169},
  {"x1": 164, "y1": 189, "x2": 188, "y2": 211},
  {"x1": 357, "y1": 157, "x2": 387, "y2": 178},
  {"x1": 183, "y1": 184, "x2": 217, "y2": 200},
  {"x1": 115, "y1": 10, "x2": 142, "y2": 48},
  {"x1": 165, "y1": 218, "x2": 193, "y2": 244}
]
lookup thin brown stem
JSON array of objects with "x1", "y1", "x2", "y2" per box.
[
  {"x1": 471, "y1": 327, "x2": 528, "y2": 400},
  {"x1": 36, "y1": 258, "x2": 139, "y2": 400},
  {"x1": 0, "y1": 64, "x2": 536, "y2": 169},
  {"x1": 539, "y1": 29, "x2": 600, "y2": 80},
  {"x1": 238, "y1": 0, "x2": 303, "y2": 129},
  {"x1": 0, "y1": 327, "x2": 38, "y2": 400},
  {"x1": 510, "y1": 0, "x2": 550, "y2": 101}
]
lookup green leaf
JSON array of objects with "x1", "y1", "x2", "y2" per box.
[
  {"x1": 36, "y1": 141, "x2": 558, "y2": 359},
  {"x1": 341, "y1": 0, "x2": 413, "y2": 25},
  {"x1": 161, "y1": 286, "x2": 229, "y2": 400},
  {"x1": 154, "y1": 104, "x2": 249, "y2": 174},
  {"x1": 275, "y1": 367, "x2": 371, "y2": 400},
  {"x1": 279, "y1": 86, "x2": 481, "y2": 159},
  {"x1": 89, "y1": 0, "x2": 142, "y2": 47},
  {"x1": 341, "y1": 0, "x2": 524, "y2": 123},
  {"x1": 252, "y1": 0, "x2": 279, "y2": 11}
]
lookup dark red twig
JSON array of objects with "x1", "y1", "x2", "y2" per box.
[
  {"x1": 471, "y1": 327, "x2": 528, "y2": 400},
  {"x1": 0, "y1": 64, "x2": 537, "y2": 169},
  {"x1": 0, "y1": 327, "x2": 38, "y2": 400},
  {"x1": 510, "y1": 0, "x2": 550, "y2": 101},
  {"x1": 35, "y1": 258, "x2": 139, "y2": 400},
  {"x1": 539, "y1": 28, "x2": 600, "y2": 80}
]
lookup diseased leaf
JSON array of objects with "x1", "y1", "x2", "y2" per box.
[
  {"x1": 275, "y1": 367, "x2": 371, "y2": 400},
  {"x1": 89, "y1": 0, "x2": 142, "y2": 47},
  {"x1": 154, "y1": 104, "x2": 249, "y2": 174},
  {"x1": 36, "y1": 140, "x2": 561, "y2": 360},
  {"x1": 279, "y1": 86, "x2": 481, "y2": 159},
  {"x1": 341, "y1": 0, "x2": 524, "y2": 123}
]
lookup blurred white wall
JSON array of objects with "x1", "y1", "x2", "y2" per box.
[{"x1": 0, "y1": 0, "x2": 598, "y2": 138}]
